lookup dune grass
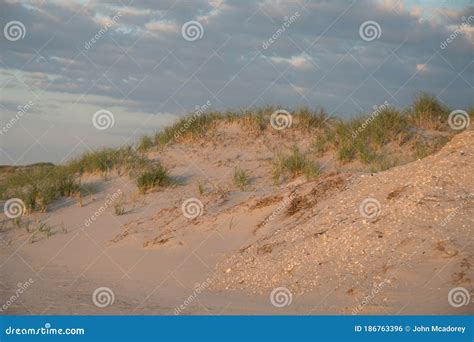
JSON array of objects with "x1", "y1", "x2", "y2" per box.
[
  {"x1": 0, "y1": 146, "x2": 172, "y2": 213},
  {"x1": 233, "y1": 166, "x2": 250, "y2": 191},
  {"x1": 273, "y1": 147, "x2": 321, "y2": 184},
  {"x1": 0, "y1": 164, "x2": 81, "y2": 214},
  {"x1": 136, "y1": 164, "x2": 174, "y2": 194},
  {"x1": 1, "y1": 93, "x2": 470, "y2": 214},
  {"x1": 409, "y1": 92, "x2": 450, "y2": 130},
  {"x1": 68, "y1": 146, "x2": 149, "y2": 175}
]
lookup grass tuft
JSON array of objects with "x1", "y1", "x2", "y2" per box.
[
  {"x1": 410, "y1": 92, "x2": 449, "y2": 130},
  {"x1": 233, "y1": 166, "x2": 250, "y2": 191},
  {"x1": 136, "y1": 164, "x2": 174, "y2": 194},
  {"x1": 273, "y1": 147, "x2": 321, "y2": 184}
]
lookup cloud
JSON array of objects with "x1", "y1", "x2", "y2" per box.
[
  {"x1": 0, "y1": 0, "x2": 473, "y2": 163},
  {"x1": 269, "y1": 52, "x2": 315, "y2": 70}
]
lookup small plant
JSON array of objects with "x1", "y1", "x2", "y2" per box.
[
  {"x1": 198, "y1": 182, "x2": 205, "y2": 195},
  {"x1": 136, "y1": 164, "x2": 173, "y2": 194},
  {"x1": 38, "y1": 222, "x2": 52, "y2": 238},
  {"x1": 76, "y1": 191, "x2": 83, "y2": 207},
  {"x1": 114, "y1": 203, "x2": 125, "y2": 216},
  {"x1": 114, "y1": 196, "x2": 126, "y2": 216},
  {"x1": 233, "y1": 166, "x2": 250, "y2": 191}
]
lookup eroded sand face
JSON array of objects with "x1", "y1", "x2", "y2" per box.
[{"x1": 1, "y1": 126, "x2": 473, "y2": 315}]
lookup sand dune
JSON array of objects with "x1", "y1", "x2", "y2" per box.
[{"x1": 1, "y1": 123, "x2": 473, "y2": 315}]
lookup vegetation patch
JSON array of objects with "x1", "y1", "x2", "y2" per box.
[{"x1": 273, "y1": 147, "x2": 321, "y2": 184}]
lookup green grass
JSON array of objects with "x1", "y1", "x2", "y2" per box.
[
  {"x1": 136, "y1": 164, "x2": 174, "y2": 194},
  {"x1": 153, "y1": 112, "x2": 225, "y2": 147},
  {"x1": 68, "y1": 146, "x2": 148, "y2": 175},
  {"x1": 114, "y1": 200, "x2": 126, "y2": 216},
  {"x1": 0, "y1": 146, "x2": 168, "y2": 213},
  {"x1": 137, "y1": 106, "x2": 333, "y2": 151},
  {"x1": 138, "y1": 135, "x2": 153, "y2": 152},
  {"x1": 0, "y1": 164, "x2": 81, "y2": 213},
  {"x1": 312, "y1": 129, "x2": 335, "y2": 156},
  {"x1": 1, "y1": 95, "x2": 469, "y2": 212},
  {"x1": 295, "y1": 107, "x2": 329, "y2": 130},
  {"x1": 337, "y1": 144, "x2": 357, "y2": 163},
  {"x1": 233, "y1": 166, "x2": 250, "y2": 191},
  {"x1": 409, "y1": 92, "x2": 450, "y2": 129},
  {"x1": 273, "y1": 147, "x2": 321, "y2": 184}
]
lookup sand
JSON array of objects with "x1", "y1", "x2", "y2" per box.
[{"x1": 0, "y1": 124, "x2": 473, "y2": 315}]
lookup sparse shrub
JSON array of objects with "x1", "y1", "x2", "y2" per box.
[
  {"x1": 136, "y1": 164, "x2": 173, "y2": 193},
  {"x1": 233, "y1": 166, "x2": 250, "y2": 191}
]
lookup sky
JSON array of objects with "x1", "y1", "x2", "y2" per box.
[{"x1": 0, "y1": 0, "x2": 473, "y2": 164}]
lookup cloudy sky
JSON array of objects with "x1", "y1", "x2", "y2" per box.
[{"x1": 0, "y1": 0, "x2": 473, "y2": 164}]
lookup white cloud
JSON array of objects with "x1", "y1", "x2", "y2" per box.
[{"x1": 270, "y1": 53, "x2": 315, "y2": 71}]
